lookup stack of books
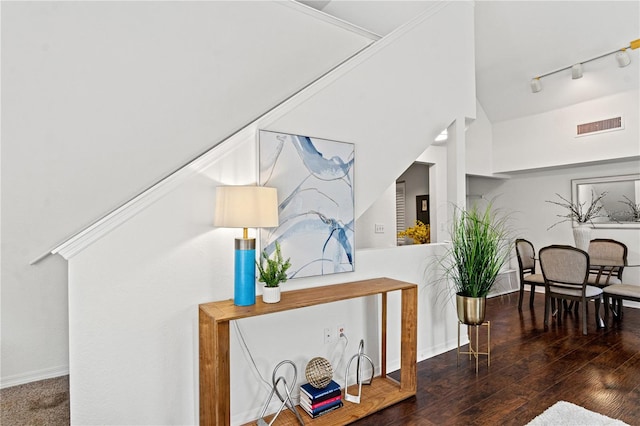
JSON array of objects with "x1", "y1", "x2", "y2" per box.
[{"x1": 299, "y1": 380, "x2": 343, "y2": 419}]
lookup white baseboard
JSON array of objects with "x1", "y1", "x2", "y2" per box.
[
  {"x1": 488, "y1": 269, "x2": 518, "y2": 297},
  {"x1": 488, "y1": 288, "x2": 519, "y2": 298},
  {"x1": 418, "y1": 338, "x2": 464, "y2": 362},
  {"x1": 621, "y1": 300, "x2": 639, "y2": 309},
  {"x1": 0, "y1": 365, "x2": 69, "y2": 389}
]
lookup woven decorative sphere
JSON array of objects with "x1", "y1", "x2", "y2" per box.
[{"x1": 304, "y1": 357, "x2": 333, "y2": 389}]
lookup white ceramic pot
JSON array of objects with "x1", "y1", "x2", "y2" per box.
[
  {"x1": 262, "y1": 286, "x2": 281, "y2": 303},
  {"x1": 573, "y1": 224, "x2": 592, "y2": 252}
]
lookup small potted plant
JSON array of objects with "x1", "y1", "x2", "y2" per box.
[
  {"x1": 546, "y1": 190, "x2": 607, "y2": 251},
  {"x1": 256, "y1": 241, "x2": 291, "y2": 303},
  {"x1": 397, "y1": 220, "x2": 430, "y2": 244}
]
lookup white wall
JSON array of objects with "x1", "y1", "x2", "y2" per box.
[
  {"x1": 355, "y1": 182, "x2": 397, "y2": 249},
  {"x1": 0, "y1": 1, "x2": 374, "y2": 387},
  {"x1": 267, "y1": 2, "x2": 476, "y2": 218},
  {"x1": 71, "y1": 196, "x2": 458, "y2": 424},
  {"x1": 422, "y1": 145, "x2": 449, "y2": 243},
  {"x1": 63, "y1": 2, "x2": 476, "y2": 424},
  {"x1": 356, "y1": 143, "x2": 450, "y2": 249},
  {"x1": 492, "y1": 90, "x2": 640, "y2": 173},
  {"x1": 397, "y1": 163, "x2": 430, "y2": 245},
  {"x1": 467, "y1": 159, "x2": 640, "y2": 286},
  {"x1": 466, "y1": 100, "x2": 495, "y2": 176}
]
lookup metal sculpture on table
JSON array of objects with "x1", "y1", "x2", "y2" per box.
[
  {"x1": 304, "y1": 356, "x2": 333, "y2": 389},
  {"x1": 257, "y1": 360, "x2": 305, "y2": 426},
  {"x1": 344, "y1": 339, "x2": 374, "y2": 404}
]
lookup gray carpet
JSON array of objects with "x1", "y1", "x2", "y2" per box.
[{"x1": 0, "y1": 375, "x2": 70, "y2": 425}]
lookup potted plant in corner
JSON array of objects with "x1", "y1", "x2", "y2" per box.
[
  {"x1": 256, "y1": 241, "x2": 291, "y2": 303},
  {"x1": 441, "y1": 204, "x2": 511, "y2": 325}
]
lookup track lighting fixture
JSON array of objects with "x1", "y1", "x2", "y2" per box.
[
  {"x1": 530, "y1": 77, "x2": 542, "y2": 93},
  {"x1": 616, "y1": 49, "x2": 631, "y2": 67},
  {"x1": 530, "y1": 38, "x2": 639, "y2": 93},
  {"x1": 571, "y1": 63, "x2": 583, "y2": 79}
]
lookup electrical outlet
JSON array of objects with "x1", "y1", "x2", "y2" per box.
[
  {"x1": 337, "y1": 323, "x2": 346, "y2": 337},
  {"x1": 324, "y1": 327, "x2": 335, "y2": 344},
  {"x1": 374, "y1": 224, "x2": 384, "y2": 233}
]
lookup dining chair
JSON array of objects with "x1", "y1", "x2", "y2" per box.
[
  {"x1": 564, "y1": 238, "x2": 627, "y2": 313},
  {"x1": 539, "y1": 245, "x2": 603, "y2": 335},
  {"x1": 603, "y1": 284, "x2": 640, "y2": 324},
  {"x1": 587, "y1": 238, "x2": 628, "y2": 319},
  {"x1": 515, "y1": 239, "x2": 545, "y2": 310},
  {"x1": 587, "y1": 238, "x2": 627, "y2": 286}
]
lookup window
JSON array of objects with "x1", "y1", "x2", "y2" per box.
[{"x1": 396, "y1": 181, "x2": 406, "y2": 245}]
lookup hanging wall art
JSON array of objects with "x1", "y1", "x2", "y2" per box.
[{"x1": 259, "y1": 130, "x2": 355, "y2": 279}]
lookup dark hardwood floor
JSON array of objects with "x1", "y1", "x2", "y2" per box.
[{"x1": 353, "y1": 290, "x2": 640, "y2": 426}]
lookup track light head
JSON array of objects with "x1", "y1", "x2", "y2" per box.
[
  {"x1": 616, "y1": 49, "x2": 631, "y2": 67},
  {"x1": 530, "y1": 39, "x2": 638, "y2": 94},
  {"x1": 530, "y1": 77, "x2": 542, "y2": 93},
  {"x1": 571, "y1": 63, "x2": 583, "y2": 79}
]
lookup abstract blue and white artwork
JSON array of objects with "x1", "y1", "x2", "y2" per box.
[{"x1": 259, "y1": 130, "x2": 355, "y2": 279}]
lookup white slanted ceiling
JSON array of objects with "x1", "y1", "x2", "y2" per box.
[
  {"x1": 49, "y1": 1, "x2": 474, "y2": 261},
  {"x1": 10, "y1": 1, "x2": 376, "y2": 264},
  {"x1": 1, "y1": 0, "x2": 375, "y2": 386},
  {"x1": 305, "y1": 1, "x2": 640, "y2": 123}
]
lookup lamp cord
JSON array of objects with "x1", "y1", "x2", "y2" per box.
[
  {"x1": 234, "y1": 321, "x2": 351, "y2": 393},
  {"x1": 329, "y1": 332, "x2": 349, "y2": 386},
  {"x1": 233, "y1": 321, "x2": 273, "y2": 392}
]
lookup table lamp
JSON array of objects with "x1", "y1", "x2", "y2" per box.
[{"x1": 214, "y1": 186, "x2": 279, "y2": 306}]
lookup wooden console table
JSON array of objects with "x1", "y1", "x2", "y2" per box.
[{"x1": 199, "y1": 277, "x2": 418, "y2": 425}]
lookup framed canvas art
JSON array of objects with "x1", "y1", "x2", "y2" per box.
[
  {"x1": 416, "y1": 195, "x2": 429, "y2": 225},
  {"x1": 259, "y1": 130, "x2": 355, "y2": 278}
]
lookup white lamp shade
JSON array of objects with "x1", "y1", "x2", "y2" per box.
[{"x1": 214, "y1": 186, "x2": 279, "y2": 228}]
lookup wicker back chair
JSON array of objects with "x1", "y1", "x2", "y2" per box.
[
  {"x1": 539, "y1": 245, "x2": 603, "y2": 335},
  {"x1": 587, "y1": 239, "x2": 627, "y2": 286},
  {"x1": 515, "y1": 239, "x2": 545, "y2": 310}
]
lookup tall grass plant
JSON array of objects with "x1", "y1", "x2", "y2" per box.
[{"x1": 444, "y1": 204, "x2": 512, "y2": 298}]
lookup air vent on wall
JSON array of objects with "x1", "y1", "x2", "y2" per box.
[{"x1": 576, "y1": 116, "x2": 623, "y2": 137}]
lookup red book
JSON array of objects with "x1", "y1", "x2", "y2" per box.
[{"x1": 299, "y1": 394, "x2": 341, "y2": 411}]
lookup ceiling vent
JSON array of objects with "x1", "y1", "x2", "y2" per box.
[{"x1": 576, "y1": 116, "x2": 623, "y2": 137}]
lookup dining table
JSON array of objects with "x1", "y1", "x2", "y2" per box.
[{"x1": 533, "y1": 255, "x2": 640, "y2": 327}]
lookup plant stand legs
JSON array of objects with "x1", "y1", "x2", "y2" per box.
[{"x1": 457, "y1": 321, "x2": 491, "y2": 374}]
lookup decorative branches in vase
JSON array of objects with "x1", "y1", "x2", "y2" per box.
[
  {"x1": 619, "y1": 195, "x2": 640, "y2": 222},
  {"x1": 546, "y1": 190, "x2": 607, "y2": 251}
]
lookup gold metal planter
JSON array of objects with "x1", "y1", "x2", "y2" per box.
[{"x1": 456, "y1": 293, "x2": 486, "y2": 325}]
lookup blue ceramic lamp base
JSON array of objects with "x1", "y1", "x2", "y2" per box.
[{"x1": 234, "y1": 238, "x2": 256, "y2": 306}]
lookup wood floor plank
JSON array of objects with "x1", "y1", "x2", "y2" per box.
[{"x1": 351, "y1": 291, "x2": 640, "y2": 425}]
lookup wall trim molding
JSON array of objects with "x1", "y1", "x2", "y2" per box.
[
  {"x1": 32, "y1": 0, "x2": 453, "y2": 264},
  {"x1": 278, "y1": 1, "x2": 382, "y2": 41},
  {"x1": 1, "y1": 365, "x2": 69, "y2": 389}
]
